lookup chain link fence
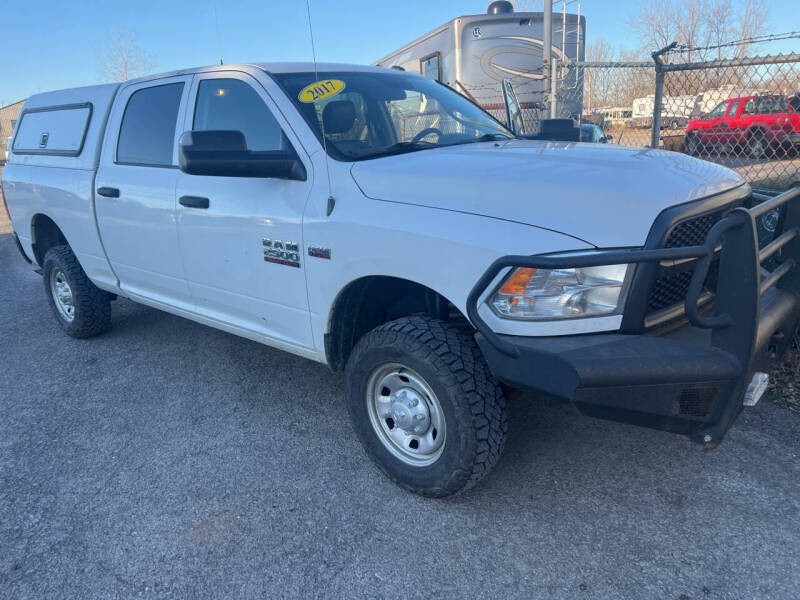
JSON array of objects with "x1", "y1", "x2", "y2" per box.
[
  {"x1": 461, "y1": 51, "x2": 800, "y2": 193},
  {"x1": 658, "y1": 53, "x2": 800, "y2": 192}
]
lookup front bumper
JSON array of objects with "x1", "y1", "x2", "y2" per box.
[{"x1": 468, "y1": 187, "x2": 800, "y2": 445}]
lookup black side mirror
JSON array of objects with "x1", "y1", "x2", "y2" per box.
[{"x1": 178, "y1": 130, "x2": 306, "y2": 180}]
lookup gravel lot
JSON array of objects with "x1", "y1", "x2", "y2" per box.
[{"x1": 1, "y1": 225, "x2": 800, "y2": 599}]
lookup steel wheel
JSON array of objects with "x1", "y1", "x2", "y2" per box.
[
  {"x1": 365, "y1": 363, "x2": 446, "y2": 467},
  {"x1": 49, "y1": 269, "x2": 75, "y2": 322}
]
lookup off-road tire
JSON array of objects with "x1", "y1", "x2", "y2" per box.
[
  {"x1": 345, "y1": 316, "x2": 508, "y2": 497},
  {"x1": 42, "y1": 245, "x2": 111, "y2": 338}
]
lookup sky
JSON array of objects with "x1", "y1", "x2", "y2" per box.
[{"x1": 1, "y1": 0, "x2": 799, "y2": 105}]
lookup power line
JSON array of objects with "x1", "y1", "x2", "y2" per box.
[{"x1": 669, "y1": 30, "x2": 800, "y2": 54}]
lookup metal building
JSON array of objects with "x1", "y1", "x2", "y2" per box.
[{"x1": 1, "y1": 100, "x2": 25, "y2": 162}]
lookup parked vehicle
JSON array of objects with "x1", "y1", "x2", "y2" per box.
[
  {"x1": 374, "y1": 2, "x2": 585, "y2": 134},
  {"x1": 4, "y1": 62, "x2": 800, "y2": 497},
  {"x1": 580, "y1": 123, "x2": 611, "y2": 143},
  {"x1": 631, "y1": 94, "x2": 698, "y2": 130},
  {"x1": 685, "y1": 93, "x2": 800, "y2": 159}
]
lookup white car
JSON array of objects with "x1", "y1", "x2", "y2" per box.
[{"x1": 3, "y1": 62, "x2": 799, "y2": 496}]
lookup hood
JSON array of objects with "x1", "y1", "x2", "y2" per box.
[{"x1": 350, "y1": 140, "x2": 746, "y2": 247}]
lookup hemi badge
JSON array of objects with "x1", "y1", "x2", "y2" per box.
[{"x1": 308, "y1": 246, "x2": 331, "y2": 260}]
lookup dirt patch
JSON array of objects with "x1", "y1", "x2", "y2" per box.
[
  {"x1": 767, "y1": 332, "x2": 800, "y2": 413},
  {"x1": 0, "y1": 166, "x2": 10, "y2": 234}
]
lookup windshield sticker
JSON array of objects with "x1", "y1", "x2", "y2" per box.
[{"x1": 298, "y1": 79, "x2": 346, "y2": 103}]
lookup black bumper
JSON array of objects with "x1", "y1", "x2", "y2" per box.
[
  {"x1": 477, "y1": 286, "x2": 798, "y2": 443},
  {"x1": 468, "y1": 187, "x2": 800, "y2": 445}
]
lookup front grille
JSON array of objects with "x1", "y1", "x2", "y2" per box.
[
  {"x1": 647, "y1": 270, "x2": 695, "y2": 313},
  {"x1": 664, "y1": 213, "x2": 718, "y2": 248},
  {"x1": 646, "y1": 210, "x2": 725, "y2": 314}
]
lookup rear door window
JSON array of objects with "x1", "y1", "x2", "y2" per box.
[{"x1": 117, "y1": 82, "x2": 184, "y2": 166}]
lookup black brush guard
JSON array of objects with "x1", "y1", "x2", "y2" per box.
[{"x1": 467, "y1": 187, "x2": 800, "y2": 444}]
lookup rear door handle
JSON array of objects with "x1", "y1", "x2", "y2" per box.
[
  {"x1": 97, "y1": 186, "x2": 120, "y2": 198},
  {"x1": 179, "y1": 195, "x2": 210, "y2": 209}
]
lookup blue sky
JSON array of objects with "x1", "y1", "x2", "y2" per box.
[{"x1": 1, "y1": 0, "x2": 798, "y2": 105}]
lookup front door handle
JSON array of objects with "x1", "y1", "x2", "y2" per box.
[
  {"x1": 179, "y1": 195, "x2": 210, "y2": 209},
  {"x1": 97, "y1": 186, "x2": 120, "y2": 198}
]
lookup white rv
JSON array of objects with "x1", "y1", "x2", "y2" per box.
[
  {"x1": 631, "y1": 94, "x2": 701, "y2": 129},
  {"x1": 375, "y1": 1, "x2": 585, "y2": 132}
]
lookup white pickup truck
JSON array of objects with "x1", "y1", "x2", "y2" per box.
[{"x1": 3, "y1": 62, "x2": 800, "y2": 497}]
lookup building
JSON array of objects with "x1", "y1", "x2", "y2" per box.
[{"x1": 1, "y1": 100, "x2": 25, "y2": 162}]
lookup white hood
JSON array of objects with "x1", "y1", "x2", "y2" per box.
[{"x1": 350, "y1": 140, "x2": 746, "y2": 247}]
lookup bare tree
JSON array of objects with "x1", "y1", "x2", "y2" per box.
[
  {"x1": 629, "y1": 0, "x2": 771, "y2": 61},
  {"x1": 733, "y1": 0, "x2": 769, "y2": 58},
  {"x1": 628, "y1": 0, "x2": 681, "y2": 55},
  {"x1": 98, "y1": 31, "x2": 154, "y2": 82}
]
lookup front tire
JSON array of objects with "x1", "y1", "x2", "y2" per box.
[
  {"x1": 748, "y1": 130, "x2": 766, "y2": 159},
  {"x1": 685, "y1": 132, "x2": 700, "y2": 155},
  {"x1": 42, "y1": 245, "x2": 111, "y2": 338},
  {"x1": 345, "y1": 316, "x2": 508, "y2": 497}
]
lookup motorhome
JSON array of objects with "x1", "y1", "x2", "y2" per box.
[
  {"x1": 631, "y1": 94, "x2": 701, "y2": 129},
  {"x1": 375, "y1": 1, "x2": 585, "y2": 132}
]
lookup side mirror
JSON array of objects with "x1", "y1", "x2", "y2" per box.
[
  {"x1": 605, "y1": 134, "x2": 613, "y2": 142},
  {"x1": 178, "y1": 130, "x2": 306, "y2": 180}
]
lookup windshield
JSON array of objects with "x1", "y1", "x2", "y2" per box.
[{"x1": 272, "y1": 70, "x2": 513, "y2": 161}]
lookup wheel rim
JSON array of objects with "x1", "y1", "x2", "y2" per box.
[
  {"x1": 50, "y1": 269, "x2": 75, "y2": 322},
  {"x1": 750, "y1": 135, "x2": 764, "y2": 158},
  {"x1": 366, "y1": 363, "x2": 446, "y2": 467}
]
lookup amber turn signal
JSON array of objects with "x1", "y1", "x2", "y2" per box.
[{"x1": 498, "y1": 268, "x2": 537, "y2": 295}]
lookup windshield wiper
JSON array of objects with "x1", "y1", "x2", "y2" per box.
[
  {"x1": 444, "y1": 133, "x2": 513, "y2": 147},
  {"x1": 354, "y1": 140, "x2": 439, "y2": 160}
]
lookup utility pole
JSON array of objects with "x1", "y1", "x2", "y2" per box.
[{"x1": 543, "y1": 0, "x2": 552, "y2": 118}]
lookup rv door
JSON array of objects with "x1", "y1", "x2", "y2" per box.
[{"x1": 502, "y1": 79, "x2": 525, "y2": 136}]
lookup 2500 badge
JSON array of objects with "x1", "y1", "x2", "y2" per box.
[{"x1": 262, "y1": 238, "x2": 301, "y2": 268}]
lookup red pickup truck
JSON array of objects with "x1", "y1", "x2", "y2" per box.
[{"x1": 685, "y1": 94, "x2": 800, "y2": 159}]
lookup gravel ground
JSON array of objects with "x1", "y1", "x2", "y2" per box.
[{"x1": 1, "y1": 230, "x2": 800, "y2": 599}]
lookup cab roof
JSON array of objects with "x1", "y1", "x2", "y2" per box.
[{"x1": 123, "y1": 62, "x2": 398, "y2": 86}]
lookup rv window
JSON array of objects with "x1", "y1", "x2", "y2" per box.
[
  {"x1": 421, "y1": 53, "x2": 441, "y2": 82},
  {"x1": 117, "y1": 82, "x2": 184, "y2": 166}
]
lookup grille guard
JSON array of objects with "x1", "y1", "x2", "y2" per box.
[{"x1": 468, "y1": 186, "x2": 800, "y2": 362}]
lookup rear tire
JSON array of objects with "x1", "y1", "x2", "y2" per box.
[
  {"x1": 345, "y1": 316, "x2": 508, "y2": 497},
  {"x1": 42, "y1": 245, "x2": 111, "y2": 338}
]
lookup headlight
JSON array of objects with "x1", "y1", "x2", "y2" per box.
[{"x1": 490, "y1": 264, "x2": 630, "y2": 320}]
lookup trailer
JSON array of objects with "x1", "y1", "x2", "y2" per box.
[
  {"x1": 631, "y1": 94, "x2": 701, "y2": 130},
  {"x1": 374, "y1": 1, "x2": 585, "y2": 132}
]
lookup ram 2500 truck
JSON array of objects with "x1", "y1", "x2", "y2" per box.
[{"x1": 3, "y1": 63, "x2": 800, "y2": 497}]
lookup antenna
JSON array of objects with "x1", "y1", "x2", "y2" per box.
[
  {"x1": 213, "y1": 5, "x2": 223, "y2": 65},
  {"x1": 305, "y1": 0, "x2": 335, "y2": 216}
]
